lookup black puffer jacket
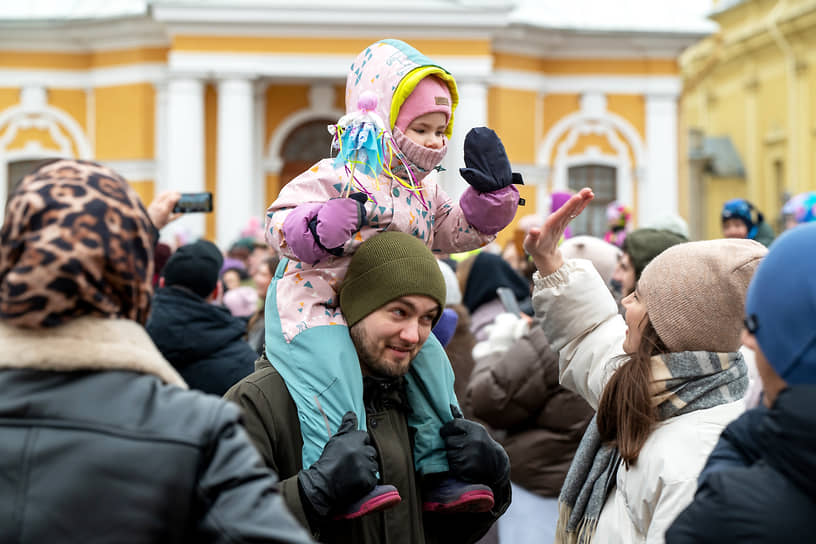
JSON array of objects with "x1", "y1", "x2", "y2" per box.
[
  {"x1": 147, "y1": 286, "x2": 255, "y2": 395},
  {"x1": 0, "y1": 317, "x2": 313, "y2": 543},
  {"x1": 666, "y1": 385, "x2": 816, "y2": 543}
]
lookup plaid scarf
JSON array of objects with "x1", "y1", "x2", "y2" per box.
[{"x1": 555, "y1": 350, "x2": 748, "y2": 544}]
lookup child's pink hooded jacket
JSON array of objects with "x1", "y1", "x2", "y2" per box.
[{"x1": 265, "y1": 40, "x2": 504, "y2": 341}]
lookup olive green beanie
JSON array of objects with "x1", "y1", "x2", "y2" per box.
[
  {"x1": 622, "y1": 228, "x2": 688, "y2": 280},
  {"x1": 339, "y1": 232, "x2": 446, "y2": 327}
]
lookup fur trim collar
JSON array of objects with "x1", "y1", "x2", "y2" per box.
[{"x1": 0, "y1": 317, "x2": 187, "y2": 388}]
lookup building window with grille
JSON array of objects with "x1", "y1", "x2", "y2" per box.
[
  {"x1": 567, "y1": 164, "x2": 617, "y2": 237},
  {"x1": 7, "y1": 158, "x2": 56, "y2": 199}
]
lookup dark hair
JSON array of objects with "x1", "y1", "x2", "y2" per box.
[
  {"x1": 260, "y1": 255, "x2": 280, "y2": 275},
  {"x1": 597, "y1": 316, "x2": 668, "y2": 467},
  {"x1": 246, "y1": 255, "x2": 280, "y2": 333},
  {"x1": 222, "y1": 266, "x2": 249, "y2": 281}
]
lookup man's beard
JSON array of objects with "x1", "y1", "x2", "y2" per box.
[{"x1": 350, "y1": 324, "x2": 414, "y2": 379}]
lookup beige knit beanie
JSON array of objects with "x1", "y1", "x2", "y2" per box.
[{"x1": 637, "y1": 238, "x2": 767, "y2": 353}]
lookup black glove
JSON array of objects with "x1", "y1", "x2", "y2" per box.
[
  {"x1": 459, "y1": 127, "x2": 524, "y2": 193},
  {"x1": 440, "y1": 406, "x2": 510, "y2": 489},
  {"x1": 297, "y1": 411, "x2": 379, "y2": 517}
]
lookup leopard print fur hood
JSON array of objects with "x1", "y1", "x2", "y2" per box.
[{"x1": 0, "y1": 159, "x2": 156, "y2": 328}]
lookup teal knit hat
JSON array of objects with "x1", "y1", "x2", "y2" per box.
[{"x1": 339, "y1": 232, "x2": 446, "y2": 327}]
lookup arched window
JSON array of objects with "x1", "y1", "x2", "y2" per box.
[
  {"x1": 278, "y1": 119, "x2": 335, "y2": 188},
  {"x1": 7, "y1": 158, "x2": 57, "y2": 198},
  {"x1": 568, "y1": 164, "x2": 617, "y2": 237}
]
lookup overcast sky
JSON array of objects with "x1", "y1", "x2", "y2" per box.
[{"x1": 0, "y1": 0, "x2": 718, "y2": 34}]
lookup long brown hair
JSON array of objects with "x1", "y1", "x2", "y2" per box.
[{"x1": 597, "y1": 316, "x2": 668, "y2": 467}]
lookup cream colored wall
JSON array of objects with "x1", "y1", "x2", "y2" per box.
[
  {"x1": 0, "y1": 46, "x2": 166, "y2": 208},
  {"x1": 1, "y1": 38, "x2": 681, "y2": 245},
  {"x1": 494, "y1": 184, "x2": 538, "y2": 251},
  {"x1": 94, "y1": 83, "x2": 155, "y2": 160},
  {"x1": 487, "y1": 87, "x2": 537, "y2": 163},
  {"x1": 204, "y1": 83, "x2": 218, "y2": 242},
  {"x1": 489, "y1": 54, "x2": 655, "y2": 243},
  {"x1": 706, "y1": 175, "x2": 746, "y2": 238},
  {"x1": 682, "y1": 0, "x2": 816, "y2": 239}
]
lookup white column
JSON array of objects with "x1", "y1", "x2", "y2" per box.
[
  {"x1": 216, "y1": 78, "x2": 255, "y2": 249},
  {"x1": 164, "y1": 77, "x2": 205, "y2": 243},
  {"x1": 642, "y1": 94, "x2": 679, "y2": 226},
  {"x1": 441, "y1": 80, "x2": 488, "y2": 200},
  {"x1": 153, "y1": 81, "x2": 168, "y2": 193},
  {"x1": 253, "y1": 82, "x2": 267, "y2": 215}
]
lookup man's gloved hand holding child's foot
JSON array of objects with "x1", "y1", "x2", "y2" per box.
[
  {"x1": 422, "y1": 405, "x2": 511, "y2": 513},
  {"x1": 297, "y1": 411, "x2": 401, "y2": 520}
]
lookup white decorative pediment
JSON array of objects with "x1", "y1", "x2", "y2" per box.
[{"x1": 0, "y1": 86, "x2": 92, "y2": 222}]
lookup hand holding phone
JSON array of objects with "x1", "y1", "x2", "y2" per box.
[{"x1": 173, "y1": 192, "x2": 213, "y2": 214}]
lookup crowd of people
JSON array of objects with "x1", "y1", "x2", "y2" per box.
[{"x1": 1, "y1": 37, "x2": 815, "y2": 544}]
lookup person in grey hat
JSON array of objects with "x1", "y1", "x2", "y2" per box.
[
  {"x1": 146, "y1": 239, "x2": 256, "y2": 396},
  {"x1": 666, "y1": 222, "x2": 816, "y2": 543},
  {"x1": 523, "y1": 188, "x2": 766, "y2": 543}
]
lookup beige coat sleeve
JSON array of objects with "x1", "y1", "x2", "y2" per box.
[{"x1": 530, "y1": 258, "x2": 627, "y2": 410}]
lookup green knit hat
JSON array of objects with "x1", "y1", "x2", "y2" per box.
[
  {"x1": 622, "y1": 228, "x2": 688, "y2": 280},
  {"x1": 339, "y1": 232, "x2": 446, "y2": 327}
]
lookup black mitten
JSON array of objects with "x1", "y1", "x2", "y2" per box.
[{"x1": 459, "y1": 127, "x2": 524, "y2": 193}]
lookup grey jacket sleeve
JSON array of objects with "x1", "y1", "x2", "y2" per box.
[{"x1": 194, "y1": 402, "x2": 314, "y2": 543}]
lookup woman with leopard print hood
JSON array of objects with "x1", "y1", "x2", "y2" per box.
[
  {"x1": 0, "y1": 159, "x2": 157, "y2": 327},
  {"x1": 0, "y1": 159, "x2": 312, "y2": 543}
]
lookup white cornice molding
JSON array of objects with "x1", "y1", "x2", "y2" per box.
[
  {"x1": 162, "y1": 25, "x2": 494, "y2": 40},
  {"x1": 0, "y1": 61, "x2": 679, "y2": 97},
  {"x1": 152, "y1": 2, "x2": 514, "y2": 29},
  {"x1": 492, "y1": 70, "x2": 682, "y2": 97},
  {"x1": 103, "y1": 159, "x2": 156, "y2": 181},
  {"x1": 0, "y1": 63, "x2": 167, "y2": 89},
  {"x1": 0, "y1": 16, "x2": 168, "y2": 52},
  {"x1": 493, "y1": 26, "x2": 709, "y2": 60},
  {"x1": 169, "y1": 52, "x2": 493, "y2": 81}
]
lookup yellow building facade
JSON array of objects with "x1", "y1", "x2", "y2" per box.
[
  {"x1": 681, "y1": 0, "x2": 816, "y2": 239},
  {"x1": 0, "y1": 2, "x2": 707, "y2": 248}
]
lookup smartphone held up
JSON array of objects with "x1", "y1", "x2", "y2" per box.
[
  {"x1": 173, "y1": 192, "x2": 213, "y2": 214},
  {"x1": 496, "y1": 286, "x2": 521, "y2": 316}
]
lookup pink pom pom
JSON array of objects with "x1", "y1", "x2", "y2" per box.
[{"x1": 357, "y1": 91, "x2": 378, "y2": 112}]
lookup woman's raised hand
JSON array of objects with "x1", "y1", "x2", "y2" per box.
[{"x1": 523, "y1": 188, "x2": 594, "y2": 276}]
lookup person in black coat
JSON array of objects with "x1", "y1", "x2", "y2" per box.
[
  {"x1": 147, "y1": 239, "x2": 256, "y2": 396},
  {"x1": 0, "y1": 159, "x2": 311, "y2": 543},
  {"x1": 666, "y1": 223, "x2": 816, "y2": 543}
]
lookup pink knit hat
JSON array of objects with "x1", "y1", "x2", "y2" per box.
[
  {"x1": 395, "y1": 76, "x2": 452, "y2": 132},
  {"x1": 223, "y1": 286, "x2": 259, "y2": 318}
]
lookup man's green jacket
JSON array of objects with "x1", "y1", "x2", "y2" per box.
[{"x1": 225, "y1": 357, "x2": 510, "y2": 544}]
